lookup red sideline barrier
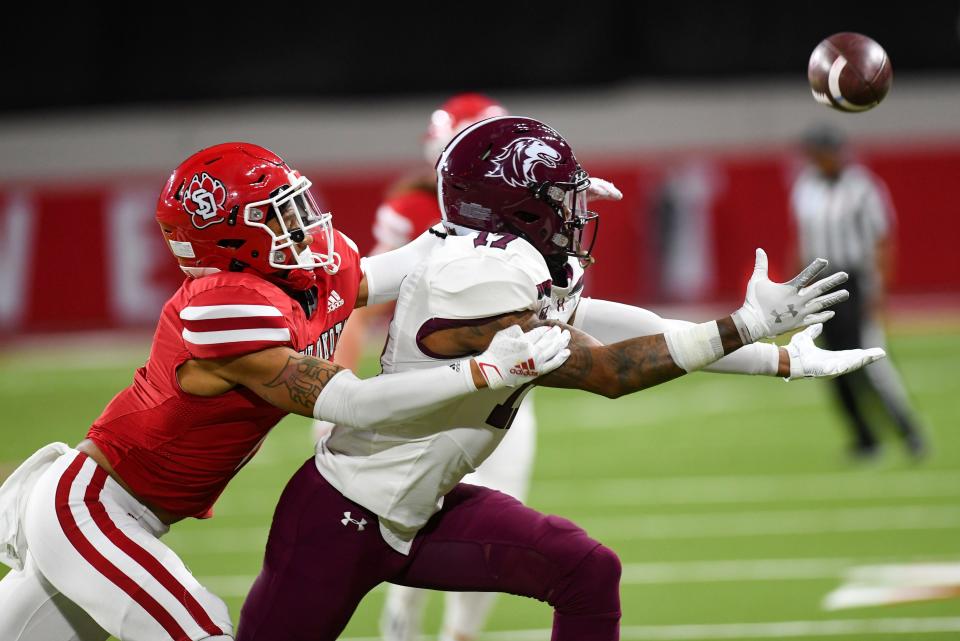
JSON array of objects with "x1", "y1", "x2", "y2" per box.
[{"x1": 1, "y1": 146, "x2": 958, "y2": 335}]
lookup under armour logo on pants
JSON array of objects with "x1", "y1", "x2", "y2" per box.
[{"x1": 341, "y1": 511, "x2": 367, "y2": 531}]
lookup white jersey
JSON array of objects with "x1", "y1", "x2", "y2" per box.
[{"x1": 315, "y1": 229, "x2": 585, "y2": 553}]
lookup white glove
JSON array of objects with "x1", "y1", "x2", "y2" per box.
[
  {"x1": 784, "y1": 323, "x2": 886, "y2": 381},
  {"x1": 474, "y1": 325, "x2": 571, "y2": 389},
  {"x1": 586, "y1": 177, "x2": 623, "y2": 202},
  {"x1": 732, "y1": 248, "x2": 849, "y2": 343}
]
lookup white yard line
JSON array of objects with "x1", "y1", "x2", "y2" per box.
[
  {"x1": 532, "y1": 469, "x2": 960, "y2": 507},
  {"x1": 545, "y1": 358, "x2": 956, "y2": 433},
  {"x1": 197, "y1": 574, "x2": 256, "y2": 597},
  {"x1": 582, "y1": 504, "x2": 960, "y2": 540},
  {"x1": 204, "y1": 469, "x2": 960, "y2": 516},
  {"x1": 622, "y1": 558, "x2": 874, "y2": 584},
  {"x1": 198, "y1": 556, "x2": 960, "y2": 596},
  {"x1": 336, "y1": 617, "x2": 960, "y2": 641}
]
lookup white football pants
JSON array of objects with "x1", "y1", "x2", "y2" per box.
[
  {"x1": 0, "y1": 448, "x2": 233, "y2": 641},
  {"x1": 380, "y1": 396, "x2": 537, "y2": 641}
]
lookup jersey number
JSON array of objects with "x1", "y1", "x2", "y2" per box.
[
  {"x1": 485, "y1": 383, "x2": 532, "y2": 430},
  {"x1": 474, "y1": 230, "x2": 526, "y2": 428},
  {"x1": 474, "y1": 231, "x2": 517, "y2": 250}
]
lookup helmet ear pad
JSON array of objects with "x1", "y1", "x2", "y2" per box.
[{"x1": 502, "y1": 206, "x2": 564, "y2": 257}]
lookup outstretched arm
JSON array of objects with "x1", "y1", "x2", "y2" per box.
[
  {"x1": 175, "y1": 324, "x2": 569, "y2": 427},
  {"x1": 420, "y1": 310, "x2": 739, "y2": 398},
  {"x1": 420, "y1": 249, "x2": 876, "y2": 397},
  {"x1": 572, "y1": 297, "x2": 789, "y2": 376},
  {"x1": 356, "y1": 227, "x2": 445, "y2": 308}
]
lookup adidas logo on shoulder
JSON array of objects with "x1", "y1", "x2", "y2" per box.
[{"x1": 327, "y1": 290, "x2": 345, "y2": 312}]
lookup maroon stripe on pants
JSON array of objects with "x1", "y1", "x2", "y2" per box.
[
  {"x1": 84, "y1": 465, "x2": 224, "y2": 637},
  {"x1": 54, "y1": 453, "x2": 189, "y2": 641}
]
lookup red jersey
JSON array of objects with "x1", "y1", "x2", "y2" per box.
[
  {"x1": 87, "y1": 231, "x2": 361, "y2": 519},
  {"x1": 373, "y1": 188, "x2": 440, "y2": 249}
]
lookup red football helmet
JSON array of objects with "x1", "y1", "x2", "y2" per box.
[
  {"x1": 437, "y1": 116, "x2": 598, "y2": 265},
  {"x1": 423, "y1": 93, "x2": 509, "y2": 163},
  {"x1": 156, "y1": 142, "x2": 337, "y2": 289}
]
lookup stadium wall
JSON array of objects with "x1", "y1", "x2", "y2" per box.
[{"x1": 1, "y1": 78, "x2": 958, "y2": 335}]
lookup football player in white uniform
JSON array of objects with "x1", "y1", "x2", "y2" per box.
[
  {"x1": 237, "y1": 117, "x2": 885, "y2": 641},
  {"x1": 327, "y1": 94, "x2": 625, "y2": 641}
]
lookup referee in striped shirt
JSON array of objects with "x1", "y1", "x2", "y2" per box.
[{"x1": 790, "y1": 125, "x2": 926, "y2": 459}]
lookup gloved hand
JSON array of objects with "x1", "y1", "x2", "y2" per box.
[
  {"x1": 784, "y1": 323, "x2": 886, "y2": 380},
  {"x1": 586, "y1": 177, "x2": 623, "y2": 202},
  {"x1": 732, "y1": 248, "x2": 849, "y2": 343},
  {"x1": 474, "y1": 325, "x2": 571, "y2": 389}
]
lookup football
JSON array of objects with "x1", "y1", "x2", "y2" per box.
[{"x1": 808, "y1": 32, "x2": 892, "y2": 112}]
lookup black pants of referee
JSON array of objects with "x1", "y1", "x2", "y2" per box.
[{"x1": 820, "y1": 272, "x2": 925, "y2": 456}]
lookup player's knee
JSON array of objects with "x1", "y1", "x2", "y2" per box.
[
  {"x1": 553, "y1": 544, "x2": 622, "y2": 615},
  {"x1": 194, "y1": 586, "x2": 234, "y2": 638},
  {"x1": 584, "y1": 544, "x2": 622, "y2": 587},
  {"x1": 119, "y1": 584, "x2": 233, "y2": 641}
]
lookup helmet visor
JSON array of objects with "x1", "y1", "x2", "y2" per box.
[{"x1": 555, "y1": 173, "x2": 599, "y2": 264}]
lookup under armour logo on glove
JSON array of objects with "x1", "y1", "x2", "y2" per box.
[
  {"x1": 341, "y1": 511, "x2": 367, "y2": 531},
  {"x1": 732, "y1": 248, "x2": 849, "y2": 343},
  {"x1": 771, "y1": 305, "x2": 799, "y2": 324}
]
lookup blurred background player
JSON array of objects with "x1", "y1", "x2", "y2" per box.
[
  {"x1": 325, "y1": 93, "x2": 531, "y2": 641},
  {"x1": 790, "y1": 125, "x2": 927, "y2": 459}
]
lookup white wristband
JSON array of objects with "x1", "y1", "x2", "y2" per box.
[{"x1": 663, "y1": 321, "x2": 726, "y2": 372}]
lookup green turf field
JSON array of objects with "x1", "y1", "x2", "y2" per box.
[{"x1": 2, "y1": 322, "x2": 959, "y2": 640}]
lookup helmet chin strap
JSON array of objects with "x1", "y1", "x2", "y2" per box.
[
  {"x1": 270, "y1": 267, "x2": 317, "y2": 292},
  {"x1": 293, "y1": 246, "x2": 316, "y2": 267},
  {"x1": 441, "y1": 221, "x2": 476, "y2": 236},
  {"x1": 544, "y1": 254, "x2": 573, "y2": 286}
]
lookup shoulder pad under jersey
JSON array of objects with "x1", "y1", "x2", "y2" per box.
[
  {"x1": 424, "y1": 232, "x2": 551, "y2": 320},
  {"x1": 178, "y1": 273, "x2": 296, "y2": 359}
]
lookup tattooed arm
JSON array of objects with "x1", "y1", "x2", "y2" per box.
[
  {"x1": 178, "y1": 347, "x2": 481, "y2": 417},
  {"x1": 178, "y1": 348, "x2": 343, "y2": 415},
  {"x1": 418, "y1": 248, "x2": 863, "y2": 395},
  {"x1": 175, "y1": 323, "x2": 570, "y2": 424},
  {"x1": 419, "y1": 311, "x2": 745, "y2": 399}
]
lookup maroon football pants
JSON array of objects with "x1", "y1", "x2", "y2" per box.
[{"x1": 237, "y1": 458, "x2": 621, "y2": 641}]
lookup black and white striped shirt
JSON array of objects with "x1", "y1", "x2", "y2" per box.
[{"x1": 790, "y1": 164, "x2": 893, "y2": 274}]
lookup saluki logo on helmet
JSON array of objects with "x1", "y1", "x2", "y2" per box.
[{"x1": 485, "y1": 137, "x2": 562, "y2": 188}]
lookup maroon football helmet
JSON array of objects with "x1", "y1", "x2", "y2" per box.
[
  {"x1": 437, "y1": 116, "x2": 598, "y2": 266},
  {"x1": 156, "y1": 142, "x2": 337, "y2": 290}
]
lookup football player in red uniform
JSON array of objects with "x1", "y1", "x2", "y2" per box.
[
  {"x1": 0, "y1": 142, "x2": 571, "y2": 641},
  {"x1": 237, "y1": 118, "x2": 885, "y2": 641}
]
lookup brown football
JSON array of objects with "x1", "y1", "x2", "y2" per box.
[{"x1": 808, "y1": 32, "x2": 892, "y2": 112}]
